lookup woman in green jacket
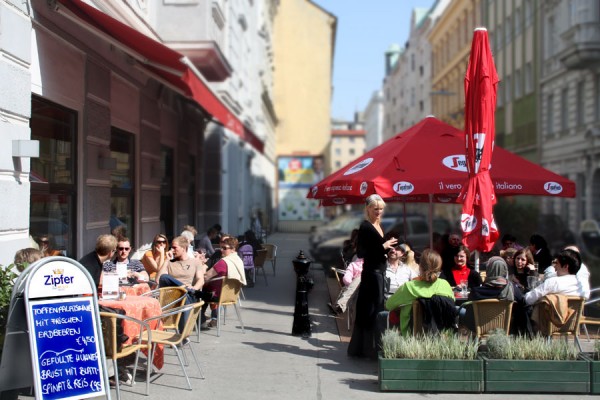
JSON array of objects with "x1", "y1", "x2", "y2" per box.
[{"x1": 385, "y1": 249, "x2": 454, "y2": 335}]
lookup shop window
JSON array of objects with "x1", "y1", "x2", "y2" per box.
[
  {"x1": 30, "y1": 96, "x2": 77, "y2": 256},
  {"x1": 110, "y1": 128, "x2": 134, "y2": 243},
  {"x1": 161, "y1": 146, "x2": 174, "y2": 239}
]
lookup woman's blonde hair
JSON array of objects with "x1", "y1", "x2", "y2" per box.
[
  {"x1": 419, "y1": 249, "x2": 442, "y2": 283},
  {"x1": 364, "y1": 194, "x2": 385, "y2": 219}
]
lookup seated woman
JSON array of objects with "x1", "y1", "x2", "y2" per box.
[
  {"x1": 511, "y1": 248, "x2": 537, "y2": 290},
  {"x1": 141, "y1": 234, "x2": 170, "y2": 280},
  {"x1": 440, "y1": 245, "x2": 482, "y2": 289},
  {"x1": 198, "y1": 236, "x2": 247, "y2": 328},
  {"x1": 384, "y1": 249, "x2": 455, "y2": 335},
  {"x1": 38, "y1": 234, "x2": 62, "y2": 257},
  {"x1": 459, "y1": 256, "x2": 526, "y2": 334}
]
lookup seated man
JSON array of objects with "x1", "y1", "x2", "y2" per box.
[
  {"x1": 157, "y1": 236, "x2": 207, "y2": 330},
  {"x1": 79, "y1": 234, "x2": 117, "y2": 288},
  {"x1": 540, "y1": 246, "x2": 590, "y2": 300},
  {"x1": 524, "y1": 249, "x2": 584, "y2": 306},
  {"x1": 328, "y1": 258, "x2": 363, "y2": 315},
  {"x1": 103, "y1": 237, "x2": 149, "y2": 283}
]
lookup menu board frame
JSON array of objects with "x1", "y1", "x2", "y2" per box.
[{"x1": 26, "y1": 297, "x2": 107, "y2": 400}]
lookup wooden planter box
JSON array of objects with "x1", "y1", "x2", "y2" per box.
[
  {"x1": 379, "y1": 356, "x2": 483, "y2": 392},
  {"x1": 481, "y1": 354, "x2": 590, "y2": 393},
  {"x1": 582, "y1": 354, "x2": 600, "y2": 394}
]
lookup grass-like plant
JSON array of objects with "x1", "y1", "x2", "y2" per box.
[
  {"x1": 486, "y1": 330, "x2": 580, "y2": 360},
  {"x1": 381, "y1": 329, "x2": 479, "y2": 360}
]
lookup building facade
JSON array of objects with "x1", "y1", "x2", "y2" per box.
[
  {"x1": 429, "y1": 0, "x2": 481, "y2": 129},
  {"x1": 363, "y1": 90, "x2": 384, "y2": 151},
  {"x1": 0, "y1": 0, "x2": 279, "y2": 265},
  {"x1": 273, "y1": 0, "x2": 336, "y2": 230},
  {"x1": 329, "y1": 129, "x2": 366, "y2": 172},
  {"x1": 538, "y1": 0, "x2": 600, "y2": 232}
]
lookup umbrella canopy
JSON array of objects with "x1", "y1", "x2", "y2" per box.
[
  {"x1": 307, "y1": 116, "x2": 575, "y2": 206},
  {"x1": 459, "y1": 27, "x2": 499, "y2": 252}
]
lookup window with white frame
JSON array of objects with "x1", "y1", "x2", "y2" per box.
[
  {"x1": 547, "y1": 93, "x2": 554, "y2": 135},
  {"x1": 515, "y1": 8, "x2": 522, "y2": 37},
  {"x1": 515, "y1": 69, "x2": 522, "y2": 98},
  {"x1": 561, "y1": 88, "x2": 568, "y2": 132},
  {"x1": 505, "y1": 75, "x2": 512, "y2": 102},
  {"x1": 577, "y1": 80, "x2": 585, "y2": 127},
  {"x1": 525, "y1": 63, "x2": 533, "y2": 94},
  {"x1": 596, "y1": 75, "x2": 600, "y2": 121}
]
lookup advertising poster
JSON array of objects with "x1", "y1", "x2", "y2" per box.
[{"x1": 278, "y1": 156, "x2": 323, "y2": 220}]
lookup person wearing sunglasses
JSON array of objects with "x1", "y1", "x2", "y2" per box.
[
  {"x1": 141, "y1": 234, "x2": 170, "y2": 280},
  {"x1": 104, "y1": 237, "x2": 149, "y2": 283}
]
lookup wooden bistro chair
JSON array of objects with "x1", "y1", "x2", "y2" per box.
[
  {"x1": 211, "y1": 277, "x2": 246, "y2": 337},
  {"x1": 580, "y1": 288, "x2": 600, "y2": 341},
  {"x1": 99, "y1": 312, "x2": 152, "y2": 400},
  {"x1": 387, "y1": 301, "x2": 423, "y2": 336},
  {"x1": 142, "y1": 286, "x2": 187, "y2": 332},
  {"x1": 464, "y1": 299, "x2": 514, "y2": 339},
  {"x1": 261, "y1": 243, "x2": 278, "y2": 276},
  {"x1": 254, "y1": 248, "x2": 269, "y2": 286},
  {"x1": 535, "y1": 295, "x2": 585, "y2": 351},
  {"x1": 141, "y1": 302, "x2": 205, "y2": 390},
  {"x1": 330, "y1": 266, "x2": 354, "y2": 331}
]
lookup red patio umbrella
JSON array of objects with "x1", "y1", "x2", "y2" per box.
[
  {"x1": 307, "y1": 116, "x2": 575, "y2": 206},
  {"x1": 459, "y1": 27, "x2": 499, "y2": 252}
]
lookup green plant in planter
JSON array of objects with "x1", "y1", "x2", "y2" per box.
[
  {"x1": 379, "y1": 330, "x2": 483, "y2": 392},
  {"x1": 483, "y1": 330, "x2": 588, "y2": 393},
  {"x1": 486, "y1": 330, "x2": 579, "y2": 360},
  {"x1": 0, "y1": 264, "x2": 18, "y2": 351},
  {"x1": 381, "y1": 329, "x2": 479, "y2": 360}
]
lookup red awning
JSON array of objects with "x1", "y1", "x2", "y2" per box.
[{"x1": 55, "y1": 0, "x2": 264, "y2": 153}]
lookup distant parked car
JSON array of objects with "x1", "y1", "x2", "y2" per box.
[
  {"x1": 310, "y1": 214, "x2": 411, "y2": 267},
  {"x1": 386, "y1": 216, "x2": 452, "y2": 254},
  {"x1": 308, "y1": 212, "x2": 363, "y2": 255}
]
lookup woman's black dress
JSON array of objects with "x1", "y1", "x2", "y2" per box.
[{"x1": 347, "y1": 220, "x2": 386, "y2": 358}]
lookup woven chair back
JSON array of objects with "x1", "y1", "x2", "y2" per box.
[{"x1": 472, "y1": 299, "x2": 513, "y2": 337}]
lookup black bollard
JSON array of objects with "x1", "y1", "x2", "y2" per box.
[{"x1": 292, "y1": 250, "x2": 313, "y2": 338}]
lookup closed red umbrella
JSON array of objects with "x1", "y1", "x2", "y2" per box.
[{"x1": 459, "y1": 28, "x2": 499, "y2": 252}]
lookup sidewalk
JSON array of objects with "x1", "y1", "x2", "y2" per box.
[{"x1": 26, "y1": 232, "x2": 594, "y2": 399}]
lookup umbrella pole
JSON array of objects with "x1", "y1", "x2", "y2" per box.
[
  {"x1": 473, "y1": 250, "x2": 480, "y2": 272},
  {"x1": 428, "y1": 194, "x2": 433, "y2": 250},
  {"x1": 403, "y1": 201, "x2": 407, "y2": 240}
]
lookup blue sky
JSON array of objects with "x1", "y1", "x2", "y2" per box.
[{"x1": 315, "y1": 0, "x2": 436, "y2": 122}]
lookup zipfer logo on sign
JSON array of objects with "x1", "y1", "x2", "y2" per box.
[
  {"x1": 344, "y1": 158, "x2": 373, "y2": 176},
  {"x1": 393, "y1": 181, "x2": 414, "y2": 195},
  {"x1": 544, "y1": 182, "x2": 563, "y2": 195},
  {"x1": 44, "y1": 268, "x2": 74, "y2": 290}
]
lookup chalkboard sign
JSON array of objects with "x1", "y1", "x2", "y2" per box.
[{"x1": 27, "y1": 297, "x2": 106, "y2": 400}]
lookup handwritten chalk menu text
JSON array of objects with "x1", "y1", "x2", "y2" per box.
[{"x1": 28, "y1": 297, "x2": 106, "y2": 400}]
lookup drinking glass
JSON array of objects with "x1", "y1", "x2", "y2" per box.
[{"x1": 459, "y1": 279, "x2": 468, "y2": 296}]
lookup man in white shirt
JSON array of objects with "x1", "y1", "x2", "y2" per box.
[
  {"x1": 525, "y1": 250, "x2": 584, "y2": 306},
  {"x1": 385, "y1": 244, "x2": 418, "y2": 294},
  {"x1": 539, "y1": 246, "x2": 590, "y2": 299}
]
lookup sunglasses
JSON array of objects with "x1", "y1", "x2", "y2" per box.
[
  {"x1": 118, "y1": 247, "x2": 131, "y2": 251},
  {"x1": 156, "y1": 240, "x2": 167, "y2": 244},
  {"x1": 221, "y1": 246, "x2": 232, "y2": 250}
]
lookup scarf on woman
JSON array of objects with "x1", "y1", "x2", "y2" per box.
[{"x1": 485, "y1": 256, "x2": 514, "y2": 302}]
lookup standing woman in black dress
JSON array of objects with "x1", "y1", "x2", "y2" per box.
[{"x1": 348, "y1": 194, "x2": 398, "y2": 358}]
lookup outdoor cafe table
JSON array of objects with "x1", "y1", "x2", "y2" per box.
[
  {"x1": 120, "y1": 282, "x2": 152, "y2": 297},
  {"x1": 99, "y1": 295, "x2": 164, "y2": 369}
]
